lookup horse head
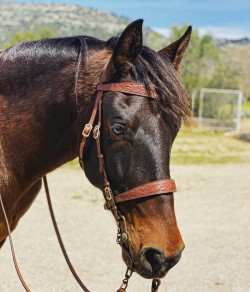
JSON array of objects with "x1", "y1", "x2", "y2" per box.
[{"x1": 83, "y1": 20, "x2": 191, "y2": 279}]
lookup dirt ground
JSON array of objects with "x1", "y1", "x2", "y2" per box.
[{"x1": 0, "y1": 164, "x2": 249, "y2": 292}]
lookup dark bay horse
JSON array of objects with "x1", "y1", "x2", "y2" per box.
[{"x1": 0, "y1": 19, "x2": 191, "y2": 282}]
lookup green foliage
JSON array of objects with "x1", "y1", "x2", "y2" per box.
[
  {"x1": 0, "y1": 2, "x2": 167, "y2": 51},
  {"x1": 170, "y1": 25, "x2": 239, "y2": 94},
  {"x1": 242, "y1": 101, "x2": 250, "y2": 118},
  {"x1": 142, "y1": 29, "x2": 167, "y2": 51},
  {"x1": 65, "y1": 126, "x2": 250, "y2": 167},
  {"x1": 39, "y1": 27, "x2": 54, "y2": 39},
  {"x1": 243, "y1": 101, "x2": 250, "y2": 110},
  {"x1": 207, "y1": 60, "x2": 239, "y2": 89},
  {"x1": 4, "y1": 27, "x2": 54, "y2": 48},
  {"x1": 170, "y1": 25, "x2": 218, "y2": 93},
  {"x1": 221, "y1": 45, "x2": 250, "y2": 99},
  {"x1": 171, "y1": 126, "x2": 250, "y2": 164}
]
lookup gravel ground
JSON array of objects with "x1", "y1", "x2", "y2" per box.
[{"x1": 0, "y1": 164, "x2": 249, "y2": 292}]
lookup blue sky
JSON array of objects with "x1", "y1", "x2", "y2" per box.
[{"x1": 12, "y1": 0, "x2": 250, "y2": 38}]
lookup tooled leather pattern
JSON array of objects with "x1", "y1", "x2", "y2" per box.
[
  {"x1": 114, "y1": 179, "x2": 176, "y2": 203},
  {"x1": 97, "y1": 82, "x2": 157, "y2": 99}
]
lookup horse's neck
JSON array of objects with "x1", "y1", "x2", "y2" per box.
[
  {"x1": 23, "y1": 85, "x2": 86, "y2": 180},
  {"x1": 0, "y1": 67, "x2": 87, "y2": 191},
  {"x1": 0, "y1": 44, "x2": 112, "y2": 191}
]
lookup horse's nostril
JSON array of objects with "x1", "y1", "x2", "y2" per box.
[
  {"x1": 140, "y1": 248, "x2": 165, "y2": 272},
  {"x1": 139, "y1": 248, "x2": 183, "y2": 278}
]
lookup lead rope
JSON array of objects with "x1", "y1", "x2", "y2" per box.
[
  {"x1": 0, "y1": 194, "x2": 31, "y2": 292},
  {"x1": 43, "y1": 176, "x2": 90, "y2": 292}
]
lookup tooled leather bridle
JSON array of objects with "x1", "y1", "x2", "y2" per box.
[
  {"x1": 0, "y1": 68, "x2": 176, "y2": 292},
  {"x1": 78, "y1": 68, "x2": 177, "y2": 291}
]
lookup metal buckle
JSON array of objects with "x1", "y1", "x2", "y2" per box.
[
  {"x1": 93, "y1": 125, "x2": 100, "y2": 139},
  {"x1": 82, "y1": 124, "x2": 92, "y2": 137},
  {"x1": 104, "y1": 186, "x2": 112, "y2": 201}
]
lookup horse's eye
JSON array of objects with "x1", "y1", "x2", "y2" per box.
[{"x1": 112, "y1": 123, "x2": 125, "y2": 135}]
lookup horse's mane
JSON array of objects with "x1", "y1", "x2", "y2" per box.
[
  {"x1": 1, "y1": 35, "x2": 190, "y2": 128},
  {"x1": 0, "y1": 36, "x2": 105, "y2": 108},
  {"x1": 1, "y1": 36, "x2": 104, "y2": 61}
]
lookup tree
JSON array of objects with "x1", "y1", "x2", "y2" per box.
[
  {"x1": 221, "y1": 45, "x2": 250, "y2": 99},
  {"x1": 4, "y1": 27, "x2": 54, "y2": 48},
  {"x1": 169, "y1": 25, "x2": 239, "y2": 94},
  {"x1": 169, "y1": 25, "x2": 220, "y2": 93}
]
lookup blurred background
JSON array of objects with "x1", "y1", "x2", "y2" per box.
[
  {"x1": 1, "y1": 0, "x2": 250, "y2": 135},
  {"x1": 0, "y1": 1, "x2": 249, "y2": 291}
]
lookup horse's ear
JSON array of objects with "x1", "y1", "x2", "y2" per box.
[
  {"x1": 112, "y1": 19, "x2": 143, "y2": 71},
  {"x1": 158, "y1": 26, "x2": 192, "y2": 72}
]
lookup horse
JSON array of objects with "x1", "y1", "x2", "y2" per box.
[{"x1": 0, "y1": 19, "x2": 191, "y2": 287}]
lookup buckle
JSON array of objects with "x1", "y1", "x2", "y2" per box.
[
  {"x1": 82, "y1": 124, "x2": 92, "y2": 137},
  {"x1": 104, "y1": 186, "x2": 112, "y2": 201},
  {"x1": 93, "y1": 125, "x2": 100, "y2": 139}
]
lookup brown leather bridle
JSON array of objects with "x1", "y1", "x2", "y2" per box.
[
  {"x1": 79, "y1": 69, "x2": 177, "y2": 291},
  {"x1": 0, "y1": 68, "x2": 176, "y2": 292}
]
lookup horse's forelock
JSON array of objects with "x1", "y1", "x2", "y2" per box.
[
  {"x1": 105, "y1": 37, "x2": 190, "y2": 129},
  {"x1": 131, "y1": 46, "x2": 191, "y2": 131}
]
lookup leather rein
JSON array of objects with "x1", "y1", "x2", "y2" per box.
[{"x1": 0, "y1": 68, "x2": 177, "y2": 292}]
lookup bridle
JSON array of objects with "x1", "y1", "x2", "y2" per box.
[
  {"x1": 78, "y1": 68, "x2": 177, "y2": 291},
  {"x1": 0, "y1": 67, "x2": 177, "y2": 292}
]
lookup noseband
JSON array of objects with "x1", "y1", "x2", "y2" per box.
[{"x1": 79, "y1": 69, "x2": 177, "y2": 291}]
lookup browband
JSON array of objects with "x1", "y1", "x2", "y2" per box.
[{"x1": 97, "y1": 82, "x2": 157, "y2": 99}]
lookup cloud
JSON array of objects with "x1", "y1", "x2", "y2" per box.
[
  {"x1": 153, "y1": 26, "x2": 249, "y2": 39},
  {"x1": 153, "y1": 28, "x2": 171, "y2": 38},
  {"x1": 197, "y1": 27, "x2": 249, "y2": 39}
]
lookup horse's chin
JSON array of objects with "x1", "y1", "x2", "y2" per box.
[
  {"x1": 133, "y1": 263, "x2": 169, "y2": 279},
  {"x1": 126, "y1": 263, "x2": 169, "y2": 279},
  {"x1": 121, "y1": 249, "x2": 171, "y2": 279}
]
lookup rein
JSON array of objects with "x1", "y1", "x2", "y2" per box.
[
  {"x1": 0, "y1": 69, "x2": 177, "y2": 292},
  {"x1": 0, "y1": 194, "x2": 31, "y2": 292}
]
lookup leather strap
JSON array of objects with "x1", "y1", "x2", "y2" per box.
[
  {"x1": 79, "y1": 90, "x2": 102, "y2": 164},
  {"x1": 79, "y1": 69, "x2": 108, "y2": 164},
  {"x1": 0, "y1": 194, "x2": 31, "y2": 292},
  {"x1": 116, "y1": 179, "x2": 176, "y2": 203},
  {"x1": 43, "y1": 176, "x2": 90, "y2": 292},
  {"x1": 97, "y1": 82, "x2": 157, "y2": 99},
  {"x1": 105, "y1": 179, "x2": 176, "y2": 209}
]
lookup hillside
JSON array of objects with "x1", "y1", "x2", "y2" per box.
[
  {"x1": 215, "y1": 37, "x2": 250, "y2": 48},
  {"x1": 0, "y1": 1, "x2": 167, "y2": 50}
]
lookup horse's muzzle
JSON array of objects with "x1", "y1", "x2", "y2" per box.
[{"x1": 136, "y1": 247, "x2": 184, "y2": 279}]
